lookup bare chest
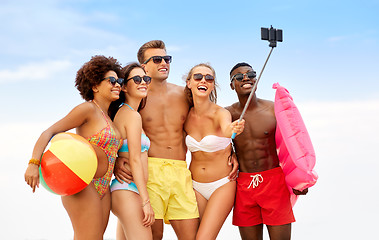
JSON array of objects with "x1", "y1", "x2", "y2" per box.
[{"x1": 141, "y1": 94, "x2": 188, "y2": 132}]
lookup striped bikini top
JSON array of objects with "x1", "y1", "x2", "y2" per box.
[{"x1": 118, "y1": 103, "x2": 150, "y2": 153}]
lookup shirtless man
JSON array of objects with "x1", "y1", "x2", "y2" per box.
[
  {"x1": 226, "y1": 62, "x2": 307, "y2": 240},
  {"x1": 114, "y1": 40, "x2": 238, "y2": 240}
]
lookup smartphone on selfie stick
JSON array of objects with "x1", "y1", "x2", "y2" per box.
[{"x1": 231, "y1": 26, "x2": 283, "y2": 139}]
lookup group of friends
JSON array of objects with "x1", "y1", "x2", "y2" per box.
[{"x1": 24, "y1": 40, "x2": 308, "y2": 240}]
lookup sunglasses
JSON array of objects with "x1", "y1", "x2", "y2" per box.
[
  {"x1": 230, "y1": 71, "x2": 257, "y2": 82},
  {"x1": 193, "y1": 73, "x2": 215, "y2": 83},
  {"x1": 126, "y1": 75, "x2": 152, "y2": 85},
  {"x1": 143, "y1": 55, "x2": 172, "y2": 64},
  {"x1": 103, "y1": 76, "x2": 124, "y2": 86}
]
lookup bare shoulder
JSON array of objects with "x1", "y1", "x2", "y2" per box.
[
  {"x1": 168, "y1": 82, "x2": 185, "y2": 91},
  {"x1": 167, "y1": 83, "x2": 189, "y2": 108},
  {"x1": 225, "y1": 102, "x2": 241, "y2": 120},
  {"x1": 167, "y1": 83, "x2": 186, "y2": 97},
  {"x1": 66, "y1": 102, "x2": 97, "y2": 129},
  {"x1": 258, "y1": 98, "x2": 274, "y2": 105},
  {"x1": 258, "y1": 98, "x2": 274, "y2": 112},
  {"x1": 77, "y1": 101, "x2": 94, "y2": 109},
  {"x1": 73, "y1": 101, "x2": 96, "y2": 115},
  {"x1": 225, "y1": 102, "x2": 240, "y2": 112},
  {"x1": 114, "y1": 106, "x2": 141, "y2": 135},
  {"x1": 216, "y1": 104, "x2": 231, "y2": 115},
  {"x1": 115, "y1": 106, "x2": 141, "y2": 123},
  {"x1": 214, "y1": 104, "x2": 232, "y2": 123}
]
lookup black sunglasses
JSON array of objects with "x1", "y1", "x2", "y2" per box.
[
  {"x1": 143, "y1": 55, "x2": 172, "y2": 64},
  {"x1": 193, "y1": 73, "x2": 215, "y2": 83},
  {"x1": 230, "y1": 71, "x2": 257, "y2": 82},
  {"x1": 103, "y1": 76, "x2": 124, "y2": 86},
  {"x1": 126, "y1": 75, "x2": 152, "y2": 85}
]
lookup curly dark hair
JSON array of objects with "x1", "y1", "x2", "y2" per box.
[
  {"x1": 75, "y1": 55, "x2": 122, "y2": 101},
  {"x1": 184, "y1": 63, "x2": 218, "y2": 108},
  {"x1": 108, "y1": 62, "x2": 147, "y2": 120}
]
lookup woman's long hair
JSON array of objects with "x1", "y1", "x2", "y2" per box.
[
  {"x1": 108, "y1": 62, "x2": 147, "y2": 120},
  {"x1": 184, "y1": 63, "x2": 218, "y2": 108}
]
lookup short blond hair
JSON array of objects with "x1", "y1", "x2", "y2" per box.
[{"x1": 137, "y1": 40, "x2": 166, "y2": 64}]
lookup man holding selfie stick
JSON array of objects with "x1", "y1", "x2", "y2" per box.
[{"x1": 226, "y1": 26, "x2": 308, "y2": 240}]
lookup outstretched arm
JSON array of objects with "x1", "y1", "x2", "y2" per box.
[
  {"x1": 218, "y1": 108, "x2": 245, "y2": 138},
  {"x1": 217, "y1": 108, "x2": 241, "y2": 180}
]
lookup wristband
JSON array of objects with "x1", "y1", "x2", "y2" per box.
[
  {"x1": 142, "y1": 199, "x2": 150, "y2": 207},
  {"x1": 29, "y1": 158, "x2": 40, "y2": 166}
]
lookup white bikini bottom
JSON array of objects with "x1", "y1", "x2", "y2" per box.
[{"x1": 192, "y1": 176, "x2": 230, "y2": 200}]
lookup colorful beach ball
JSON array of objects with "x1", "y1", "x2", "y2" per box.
[{"x1": 40, "y1": 132, "x2": 97, "y2": 196}]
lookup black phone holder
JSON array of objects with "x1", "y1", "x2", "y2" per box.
[
  {"x1": 232, "y1": 26, "x2": 284, "y2": 136},
  {"x1": 261, "y1": 25, "x2": 283, "y2": 48}
]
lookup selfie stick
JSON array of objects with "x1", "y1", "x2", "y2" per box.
[{"x1": 231, "y1": 26, "x2": 282, "y2": 139}]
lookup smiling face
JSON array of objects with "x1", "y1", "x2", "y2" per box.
[
  {"x1": 93, "y1": 70, "x2": 121, "y2": 101},
  {"x1": 123, "y1": 67, "x2": 149, "y2": 100},
  {"x1": 187, "y1": 66, "x2": 215, "y2": 98},
  {"x1": 142, "y1": 48, "x2": 170, "y2": 81},
  {"x1": 230, "y1": 66, "x2": 257, "y2": 96}
]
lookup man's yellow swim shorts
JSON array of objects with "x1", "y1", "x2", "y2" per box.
[{"x1": 147, "y1": 157, "x2": 199, "y2": 224}]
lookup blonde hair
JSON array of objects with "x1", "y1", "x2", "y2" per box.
[{"x1": 184, "y1": 63, "x2": 218, "y2": 107}]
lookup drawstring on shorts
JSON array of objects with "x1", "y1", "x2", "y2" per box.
[{"x1": 248, "y1": 174, "x2": 263, "y2": 189}]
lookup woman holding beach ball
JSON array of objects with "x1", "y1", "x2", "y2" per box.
[{"x1": 24, "y1": 55, "x2": 123, "y2": 240}]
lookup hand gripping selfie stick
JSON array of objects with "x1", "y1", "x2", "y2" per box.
[{"x1": 231, "y1": 26, "x2": 283, "y2": 139}]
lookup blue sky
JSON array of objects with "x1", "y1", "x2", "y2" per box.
[
  {"x1": 1, "y1": 0, "x2": 379, "y2": 239},
  {"x1": 1, "y1": 0, "x2": 378, "y2": 120}
]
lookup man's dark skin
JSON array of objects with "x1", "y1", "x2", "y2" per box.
[{"x1": 226, "y1": 63, "x2": 307, "y2": 240}]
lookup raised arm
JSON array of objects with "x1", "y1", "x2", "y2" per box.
[{"x1": 218, "y1": 107, "x2": 245, "y2": 138}]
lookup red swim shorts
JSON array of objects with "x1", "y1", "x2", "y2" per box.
[{"x1": 233, "y1": 167, "x2": 295, "y2": 226}]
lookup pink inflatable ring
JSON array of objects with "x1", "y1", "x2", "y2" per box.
[{"x1": 273, "y1": 83, "x2": 318, "y2": 206}]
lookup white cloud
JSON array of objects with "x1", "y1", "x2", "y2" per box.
[
  {"x1": 326, "y1": 35, "x2": 348, "y2": 42},
  {"x1": 0, "y1": 0, "x2": 134, "y2": 62},
  {"x1": 0, "y1": 60, "x2": 72, "y2": 83}
]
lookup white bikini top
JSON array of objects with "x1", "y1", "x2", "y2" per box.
[{"x1": 185, "y1": 135, "x2": 231, "y2": 153}]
